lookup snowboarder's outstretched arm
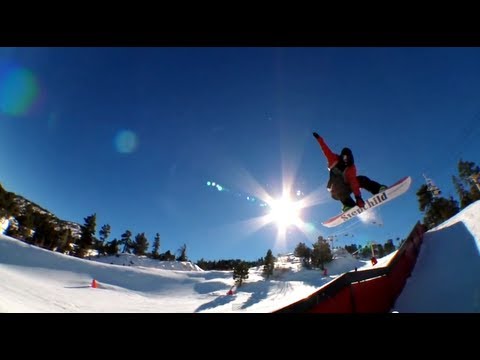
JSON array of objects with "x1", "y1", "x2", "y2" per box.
[{"x1": 313, "y1": 132, "x2": 339, "y2": 169}]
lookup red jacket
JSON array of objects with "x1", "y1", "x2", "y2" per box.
[{"x1": 315, "y1": 136, "x2": 361, "y2": 197}]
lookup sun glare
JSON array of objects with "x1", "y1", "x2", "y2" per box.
[
  {"x1": 215, "y1": 150, "x2": 331, "y2": 252},
  {"x1": 267, "y1": 194, "x2": 302, "y2": 229}
]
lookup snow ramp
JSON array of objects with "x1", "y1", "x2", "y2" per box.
[{"x1": 274, "y1": 222, "x2": 427, "y2": 313}]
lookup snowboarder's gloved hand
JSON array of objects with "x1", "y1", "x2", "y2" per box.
[
  {"x1": 313, "y1": 132, "x2": 320, "y2": 139},
  {"x1": 355, "y1": 195, "x2": 365, "y2": 208}
]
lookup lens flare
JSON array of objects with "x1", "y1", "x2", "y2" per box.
[
  {"x1": 0, "y1": 61, "x2": 39, "y2": 116},
  {"x1": 207, "y1": 180, "x2": 229, "y2": 192},
  {"x1": 114, "y1": 130, "x2": 138, "y2": 154}
]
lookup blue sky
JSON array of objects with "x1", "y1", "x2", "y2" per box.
[{"x1": 1, "y1": 47, "x2": 479, "y2": 262}]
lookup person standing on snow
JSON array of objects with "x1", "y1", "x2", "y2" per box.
[{"x1": 313, "y1": 132, "x2": 387, "y2": 212}]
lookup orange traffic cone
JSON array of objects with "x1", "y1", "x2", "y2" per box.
[
  {"x1": 227, "y1": 285, "x2": 235, "y2": 295},
  {"x1": 91, "y1": 279, "x2": 98, "y2": 288}
]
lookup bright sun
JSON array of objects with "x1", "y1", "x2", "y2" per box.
[
  {"x1": 220, "y1": 160, "x2": 328, "y2": 252},
  {"x1": 267, "y1": 194, "x2": 302, "y2": 229}
]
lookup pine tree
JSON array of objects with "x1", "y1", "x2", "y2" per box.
[
  {"x1": 177, "y1": 244, "x2": 188, "y2": 261},
  {"x1": 416, "y1": 184, "x2": 434, "y2": 212},
  {"x1": 383, "y1": 239, "x2": 395, "y2": 255},
  {"x1": 57, "y1": 228, "x2": 74, "y2": 254},
  {"x1": 120, "y1": 230, "x2": 133, "y2": 253},
  {"x1": 16, "y1": 204, "x2": 35, "y2": 240},
  {"x1": 152, "y1": 233, "x2": 161, "y2": 259},
  {"x1": 233, "y1": 261, "x2": 249, "y2": 286},
  {"x1": 99, "y1": 224, "x2": 111, "y2": 244},
  {"x1": 311, "y1": 236, "x2": 333, "y2": 270},
  {"x1": 0, "y1": 184, "x2": 18, "y2": 218},
  {"x1": 345, "y1": 244, "x2": 358, "y2": 254},
  {"x1": 45, "y1": 223, "x2": 60, "y2": 250},
  {"x1": 76, "y1": 213, "x2": 97, "y2": 258},
  {"x1": 262, "y1": 249, "x2": 275, "y2": 278},
  {"x1": 453, "y1": 159, "x2": 480, "y2": 208},
  {"x1": 423, "y1": 197, "x2": 459, "y2": 229},
  {"x1": 196, "y1": 258, "x2": 208, "y2": 270},
  {"x1": 105, "y1": 238, "x2": 119, "y2": 255},
  {"x1": 160, "y1": 250, "x2": 175, "y2": 261},
  {"x1": 93, "y1": 224, "x2": 111, "y2": 255},
  {"x1": 294, "y1": 242, "x2": 312, "y2": 268},
  {"x1": 452, "y1": 175, "x2": 471, "y2": 209},
  {"x1": 133, "y1": 232, "x2": 149, "y2": 256},
  {"x1": 360, "y1": 244, "x2": 372, "y2": 258},
  {"x1": 416, "y1": 183, "x2": 458, "y2": 228},
  {"x1": 375, "y1": 243, "x2": 385, "y2": 258}
]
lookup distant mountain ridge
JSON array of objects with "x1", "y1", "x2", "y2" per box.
[{"x1": 1, "y1": 185, "x2": 82, "y2": 239}]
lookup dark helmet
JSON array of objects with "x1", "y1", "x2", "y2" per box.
[{"x1": 340, "y1": 147, "x2": 354, "y2": 166}]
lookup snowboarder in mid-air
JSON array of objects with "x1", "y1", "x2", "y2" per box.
[{"x1": 313, "y1": 132, "x2": 387, "y2": 212}]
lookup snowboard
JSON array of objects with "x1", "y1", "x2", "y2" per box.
[{"x1": 321, "y1": 176, "x2": 412, "y2": 228}]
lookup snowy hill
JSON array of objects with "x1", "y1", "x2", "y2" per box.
[
  {"x1": 0, "y1": 233, "x2": 369, "y2": 312},
  {"x1": 92, "y1": 253, "x2": 204, "y2": 271},
  {"x1": 1, "y1": 200, "x2": 479, "y2": 312}
]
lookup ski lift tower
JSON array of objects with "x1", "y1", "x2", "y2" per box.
[
  {"x1": 327, "y1": 236, "x2": 335, "y2": 249},
  {"x1": 423, "y1": 174, "x2": 442, "y2": 197}
]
